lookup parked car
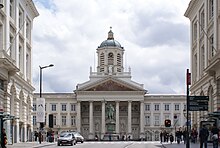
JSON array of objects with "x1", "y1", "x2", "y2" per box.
[
  {"x1": 71, "y1": 132, "x2": 84, "y2": 143},
  {"x1": 57, "y1": 132, "x2": 76, "y2": 146}
]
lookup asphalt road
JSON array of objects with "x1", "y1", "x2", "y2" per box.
[{"x1": 46, "y1": 141, "x2": 163, "y2": 148}]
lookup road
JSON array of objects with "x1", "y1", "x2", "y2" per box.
[{"x1": 46, "y1": 141, "x2": 163, "y2": 148}]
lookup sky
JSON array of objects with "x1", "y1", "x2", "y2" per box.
[{"x1": 32, "y1": 0, "x2": 191, "y2": 94}]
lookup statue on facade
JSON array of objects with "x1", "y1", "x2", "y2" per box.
[{"x1": 107, "y1": 104, "x2": 115, "y2": 121}]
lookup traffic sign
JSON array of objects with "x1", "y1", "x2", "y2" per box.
[{"x1": 188, "y1": 96, "x2": 209, "y2": 111}]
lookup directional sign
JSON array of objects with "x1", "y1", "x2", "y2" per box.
[{"x1": 188, "y1": 96, "x2": 209, "y2": 111}]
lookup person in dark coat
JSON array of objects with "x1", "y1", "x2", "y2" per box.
[
  {"x1": 211, "y1": 124, "x2": 219, "y2": 148},
  {"x1": 1, "y1": 128, "x2": 7, "y2": 148},
  {"x1": 199, "y1": 125, "x2": 209, "y2": 148},
  {"x1": 170, "y1": 133, "x2": 174, "y2": 144}
]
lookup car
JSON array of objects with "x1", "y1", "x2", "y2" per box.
[
  {"x1": 57, "y1": 132, "x2": 76, "y2": 146},
  {"x1": 71, "y1": 132, "x2": 84, "y2": 143}
]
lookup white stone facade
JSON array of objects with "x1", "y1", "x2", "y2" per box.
[
  {"x1": 185, "y1": 0, "x2": 220, "y2": 129},
  {"x1": 33, "y1": 30, "x2": 187, "y2": 141},
  {"x1": 0, "y1": 0, "x2": 38, "y2": 144}
]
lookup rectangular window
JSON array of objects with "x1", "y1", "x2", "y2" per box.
[
  {"x1": 45, "y1": 116, "x2": 46, "y2": 125},
  {"x1": 174, "y1": 104, "x2": 180, "y2": 111},
  {"x1": 210, "y1": 35, "x2": 215, "y2": 57},
  {"x1": 209, "y1": 0, "x2": 214, "y2": 19},
  {"x1": 62, "y1": 116, "x2": 66, "y2": 126},
  {"x1": 19, "y1": 46, "x2": 22, "y2": 69},
  {"x1": 71, "y1": 116, "x2": 76, "y2": 126},
  {"x1": 33, "y1": 116, "x2": 36, "y2": 125},
  {"x1": 164, "y1": 104, "x2": 170, "y2": 111},
  {"x1": 0, "y1": 79, "x2": 4, "y2": 90},
  {"x1": 51, "y1": 104, "x2": 56, "y2": 111},
  {"x1": 71, "y1": 104, "x2": 76, "y2": 111},
  {"x1": 26, "y1": 18, "x2": 31, "y2": 40},
  {"x1": 145, "y1": 115, "x2": 150, "y2": 126},
  {"x1": 154, "y1": 104, "x2": 160, "y2": 111},
  {"x1": 154, "y1": 115, "x2": 160, "y2": 126},
  {"x1": 165, "y1": 115, "x2": 170, "y2": 119},
  {"x1": 19, "y1": 8, "x2": 24, "y2": 30},
  {"x1": 33, "y1": 103, "x2": 36, "y2": 111},
  {"x1": 145, "y1": 104, "x2": 150, "y2": 111},
  {"x1": 10, "y1": 0, "x2": 15, "y2": 19},
  {"x1": 61, "y1": 104, "x2": 67, "y2": 111},
  {"x1": 200, "y1": 10, "x2": 205, "y2": 33},
  {"x1": 201, "y1": 46, "x2": 205, "y2": 70},
  {"x1": 194, "y1": 54, "x2": 197, "y2": 81},
  {"x1": 53, "y1": 115, "x2": 57, "y2": 126},
  {"x1": 193, "y1": 21, "x2": 197, "y2": 41}
]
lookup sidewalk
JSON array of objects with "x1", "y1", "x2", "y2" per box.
[
  {"x1": 162, "y1": 142, "x2": 214, "y2": 148},
  {"x1": 6, "y1": 142, "x2": 56, "y2": 148}
]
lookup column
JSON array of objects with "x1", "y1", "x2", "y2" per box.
[
  {"x1": 140, "y1": 101, "x2": 144, "y2": 139},
  {"x1": 116, "y1": 101, "x2": 120, "y2": 134},
  {"x1": 76, "y1": 101, "x2": 81, "y2": 133},
  {"x1": 89, "y1": 101, "x2": 94, "y2": 139},
  {"x1": 24, "y1": 123, "x2": 27, "y2": 142},
  {"x1": 101, "y1": 101, "x2": 105, "y2": 139},
  {"x1": 128, "y1": 101, "x2": 132, "y2": 135}
]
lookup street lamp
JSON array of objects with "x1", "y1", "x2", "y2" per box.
[
  {"x1": 39, "y1": 64, "x2": 54, "y2": 130},
  {"x1": 39, "y1": 64, "x2": 54, "y2": 98}
]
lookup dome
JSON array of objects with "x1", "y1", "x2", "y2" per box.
[
  {"x1": 99, "y1": 39, "x2": 122, "y2": 48},
  {"x1": 99, "y1": 28, "x2": 122, "y2": 48}
]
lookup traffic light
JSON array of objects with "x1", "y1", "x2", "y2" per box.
[
  {"x1": 165, "y1": 119, "x2": 171, "y2": 127},
  {"x1": 49, "y1": 114, "x2": 53, "y2": 128}
]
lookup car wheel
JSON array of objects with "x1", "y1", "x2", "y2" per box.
[
  {"x1": 71, "y1": 141, "x2": 73, "y2": 146},
  {"x1": 81, "y1": 141, "x2": 83, "y2": 143}
]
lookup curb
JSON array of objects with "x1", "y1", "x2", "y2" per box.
[{"x1": 33, "y1": 143, "x2": 56, "y2": 148}]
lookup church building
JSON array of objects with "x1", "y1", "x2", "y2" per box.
[{"x1": 33, "y1": 29, "x2": 187, "y2": 141}]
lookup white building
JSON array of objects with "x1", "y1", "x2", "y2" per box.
[
  {"x1": 185, "y1": 0, "x2": 220, "y2": 128},
  {"x1": 0, "y1": 0, "x2": 38, "y2": 144},
  {"x1": 33, "y1": 30, "x2": 187, "y2": 141}
]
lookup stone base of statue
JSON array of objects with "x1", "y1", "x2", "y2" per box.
[{"x1": 102, "y1": 119, "x2": 120, "y2": 141}]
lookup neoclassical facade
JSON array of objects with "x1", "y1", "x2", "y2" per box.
[
  {"x1": 0, "y1": 0, "x2": 38, "y2": 144},
  {"x1": 33, "y1": 30, "x2": 187, "y2": 141},
  {"x1": 185, "y1": 0, "x2": 220, "y2": 128}
]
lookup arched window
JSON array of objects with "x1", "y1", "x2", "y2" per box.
[
  {"x1": 100, "y1": 53, "x2": 104, "y2": 72},
  {"x1": 117, "y1": 53, "x2": 121, "y2": 72},
  {"x1": 108, "y1": 52, "x2": 114, "y2": 65}
]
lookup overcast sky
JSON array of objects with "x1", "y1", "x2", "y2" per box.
[{"x1": 32, "y1": 0, "x2": 191, "y2": 94}]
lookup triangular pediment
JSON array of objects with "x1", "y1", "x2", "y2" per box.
[{"x1": 85, "y1": 80, "x2": 136, "y2": 91}]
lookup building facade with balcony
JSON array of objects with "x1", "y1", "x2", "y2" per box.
[
  {"x1": 185, "y1": 0, "x2": 220, "y2": 128},
  {"x1": 33, "y1": 30, "x2": 187, "y2": 141},
  {"x1": 0, "y1": 0, "x2": 38, "y2": 144}
]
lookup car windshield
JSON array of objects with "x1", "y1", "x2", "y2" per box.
[
  {"x1": 64, "y1": 134, "x2": 72, "y2": 138},
  {"x1": 60, "y1": 133, "x2": 69, "y2": 137}
]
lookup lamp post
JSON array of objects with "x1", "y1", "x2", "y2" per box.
[
  {"x1": 39, "y1": 64, "x2": 54, "y2": 98},
  {"x1": 39, "y1": 64, "x2": 54, "y2": 131}
]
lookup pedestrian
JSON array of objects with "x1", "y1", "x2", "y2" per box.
[
  {"x1": 38, "y1": 131, "x2": 42, "y2": 144},
  {"x1": 160, "y1": 131, "x2": 163, "y2": 143},
  {"x1": 211, "y1": 124, "x2": 219, "y2": 148},
  {"x1": 170, "y1": 133, "x2": 174, "y2": 144},
  {"x1": 199, "y1": 125, "x2": 209, "y2": 148},
  {"x1": 1, "y1": 128, "x2": 7, "y2": 148}
]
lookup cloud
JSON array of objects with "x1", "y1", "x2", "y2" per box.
[{"x1": 32, "y1": 0, "x2": 190, "y2": 94}]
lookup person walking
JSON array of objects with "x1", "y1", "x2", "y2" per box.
[
  {"x1": 38, "y1": 131, "x2": 42, "y2": 144},
  {"x1": 199, "y1": 125, "x2": 209, "y2": 148},
  {"x1": 211, "y1": 124, "x2": 219, "y2": 148},
  {"x1": 1, "y1": 128, "x2": 7, "y2": 148}
]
